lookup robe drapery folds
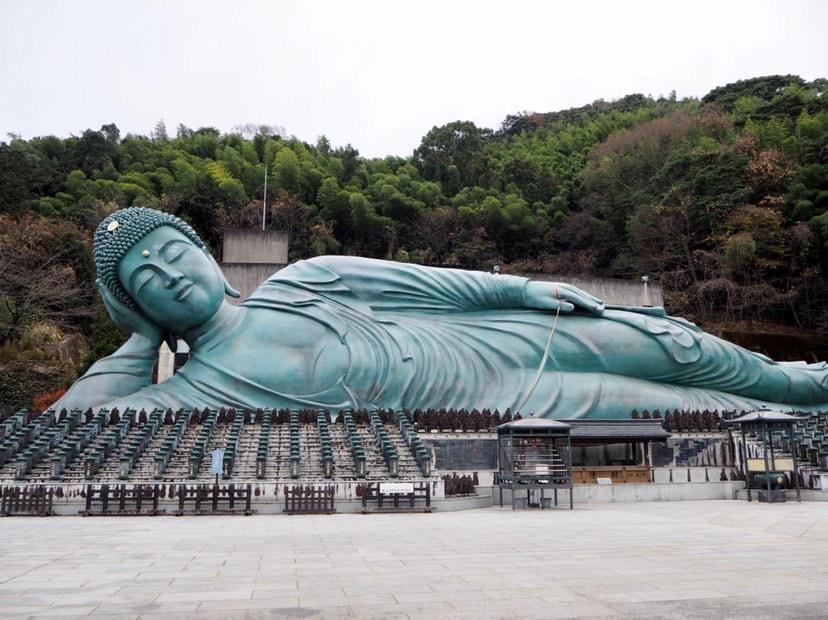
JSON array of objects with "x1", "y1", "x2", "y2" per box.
[
  {"x1": 184, "y1": 257, "x2": 826, "y2": 417},
  {"x1": 80, "y1": 257, "x2": 828, "y2": 417}
]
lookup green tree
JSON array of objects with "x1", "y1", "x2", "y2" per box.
[
  {"x1": 317, "y1": 177, "x2": 352, "y2": 242},
  {"x1": 272, "y1": 147, "x2": 301, "y2": 195},
  {"x1": 414, "y1": 121, "x2": 491, "y2": 193}
]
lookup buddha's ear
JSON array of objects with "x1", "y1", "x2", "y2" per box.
[{"x1": 204, "y1": 248, "x2": 241, "y2": 298}]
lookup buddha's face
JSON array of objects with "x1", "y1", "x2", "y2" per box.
[{"x1": 118, "y1": 226, "x2": 224, "y2": 332}]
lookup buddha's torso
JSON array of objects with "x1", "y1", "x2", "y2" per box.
[{"x1": 194, "y1": 306, "x2": 352, "y2": 396}]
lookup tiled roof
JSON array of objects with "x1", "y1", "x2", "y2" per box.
[
  {"x1": 727, "y1": 410, "x2": 805, "y2": 425},
  {"x1": 497, "y1": 418, "x2": 571, "y2": 431},
  {"x1": 568, "y1": 419, "x2": 671, "y2": 441}
]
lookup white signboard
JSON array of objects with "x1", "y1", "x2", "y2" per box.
[{"x1": 380, "y1": 482, "x2": 414, "y2": 494}]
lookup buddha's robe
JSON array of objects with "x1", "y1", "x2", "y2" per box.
[{"x1": 71, "y1": 257, "x2": 828, "y2": 417}]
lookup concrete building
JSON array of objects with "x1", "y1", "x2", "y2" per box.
[{"x1": 221, "y1": 230, "x2": 289, "y2": 303}]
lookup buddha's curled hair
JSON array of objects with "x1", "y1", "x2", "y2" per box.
[{"x1": 94, "y1": 207, "x2": 205, "y2": 309}]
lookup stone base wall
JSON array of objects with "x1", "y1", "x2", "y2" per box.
[
  {"x1": 735, "y1": 488, "x2": 828, "y2": 502},
  {"x1": 492, "y1": 481, "x2": 745, "y2": 505},
  {"x1": 653, "y1": 466, "x2": 739, "y2": 483}
]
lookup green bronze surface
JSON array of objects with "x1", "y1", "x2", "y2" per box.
[{"x1": 53, "y1": 208, "x2": 828, "y2": 418}]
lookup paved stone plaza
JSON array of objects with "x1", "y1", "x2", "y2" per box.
[{"x1": 2, "y1": 501, "x2": 828, "y2": 618}]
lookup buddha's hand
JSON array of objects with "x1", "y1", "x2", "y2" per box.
[
  {"x1": 97, "y1": 281, "x2": 165, "y2": 346},
  {"x1": 524, "y1": 281, "x2": 604, "y2": 315}
]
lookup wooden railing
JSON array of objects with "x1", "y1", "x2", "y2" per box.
[
  {"x1": 358, "y1": 481, "x2": 431, "y2": 512},
  {"x1": 176, "y1": 483, "x2": 253, "y2": 515},
  {"x1": 82, "y1": 483, "x2": 254, "y2": 515},
  {"x1": 83, "y1": 484, "x2": 161, "y2": 515}
]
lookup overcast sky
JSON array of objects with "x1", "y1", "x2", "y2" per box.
[{"x1": 1, "y1": 0, "x2": 826, "y2": 158}]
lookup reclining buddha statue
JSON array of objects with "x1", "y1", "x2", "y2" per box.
[{"x1": 52, "y1": 207, "x2": 828, "y2": 418}]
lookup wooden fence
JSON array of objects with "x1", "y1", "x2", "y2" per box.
[
  {"x1": 0, "y1": 485, "x2": 53, "y2": 516},
  {"x1": 283, "y1": 484, "x2": 336, "y2": 514},
  {"x1": 83, "y1": 484, "x2": 161, "y2": 515},
  {"x1": 81, "y1": 483, "x2": 253, "y2": 515},
  {"x1": 176, "y1": 483, "x2": 253, "y2": 515},
  {"x1": 359, "y1": 482, "x2": 431, "y2": 513}
]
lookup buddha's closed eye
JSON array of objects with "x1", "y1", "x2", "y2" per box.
[
  {"x1": 166, "y1": 245, "x2": 189, "y2": 262},
  {"x1": 135, "y1": 270, "x2": 156, "y2": 293}
]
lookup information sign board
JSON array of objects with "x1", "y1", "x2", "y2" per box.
[
  {"x1": 211, "y1": 449, "x2": 225, "y2": 476},
  {"x1": 380, "y1": 482, "x2": 414, "y2": 494}
]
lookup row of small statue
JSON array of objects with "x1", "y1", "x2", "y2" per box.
[
  {"x1": 411, "y1": 408, "x2": 522, "y2": 432},
  {"x1": 631, "y1": 408, "x2": 825, "y2": 433},
  {"x1": 442, "y1": 472, "x2": 480, "y2": 496},
  {"x1": 631, "y1": 409, "x2": 728, "y2": 432}
]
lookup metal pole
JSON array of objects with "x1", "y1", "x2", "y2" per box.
[
  {"x1": 740, "y1": 426, "x2": 751, "y2": 502},
  {"x1": 789, "y1": 425, "x2": 801, "y2": 503},
  {"x1": 763, "y1": 422, "x2": 772, "y2": 501},
  {"x1": 768, "y1": 425, "x2": 776, "y2": 471}
]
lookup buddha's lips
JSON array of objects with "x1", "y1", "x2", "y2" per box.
[{"x1": 175, "y1": 282, "x2": 193, "y2": 301}]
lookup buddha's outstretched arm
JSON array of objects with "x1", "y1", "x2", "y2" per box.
[
  {"x1": 276, "y1": 256, "x2": 604, "y2": 314},
  {"x1": 50, "y1": 334, "x2": 158, "y2": 411}
]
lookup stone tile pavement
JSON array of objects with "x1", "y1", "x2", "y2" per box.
[{"x1": 2, "y1": 500, "x2": 828, "y2": 618}]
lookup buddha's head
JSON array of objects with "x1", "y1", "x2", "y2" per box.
[{"x1": 94, "y1": 207, "x2": 237, "y2": 334}]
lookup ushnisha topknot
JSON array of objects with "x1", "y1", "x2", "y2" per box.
[{"x1": 94, "y1": 207, "x2": 204, "y2": 309}]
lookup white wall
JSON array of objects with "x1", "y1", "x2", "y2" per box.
[
  {"x1": 517, "y1": 272, "x2": 664, "y2": 307},
  {"x1": 220, "y1": 263, "x2": 287, "y2": 302},
  {"x1": 222, "y1": 230, "x2": 288, "y2": 264}
]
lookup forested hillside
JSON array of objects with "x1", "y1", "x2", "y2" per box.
[{"x1": 1, "y1": 74, "x2": 827, "y2": 407}]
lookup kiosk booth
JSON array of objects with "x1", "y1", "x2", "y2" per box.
[
  {"x1": 727, "y1": 410, "x2": 803, "y2": 503},
  {"x1": 497, "y1": 418, "x2": 573, "y2": 509}
]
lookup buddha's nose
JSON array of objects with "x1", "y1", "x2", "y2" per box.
[{"x1": 165, "y1": 272, "x2": 184, "y2": 289}]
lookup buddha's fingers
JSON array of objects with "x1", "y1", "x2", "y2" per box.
[{"x1": 557, "y1": 283, "x2": 604, "y2": 314}]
